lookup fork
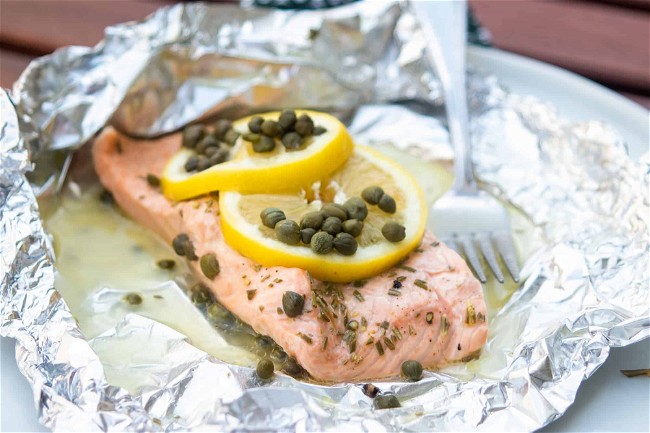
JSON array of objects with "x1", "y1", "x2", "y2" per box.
[{"x1": 412, "y1": 0, "x2": 519, "y2": 283}]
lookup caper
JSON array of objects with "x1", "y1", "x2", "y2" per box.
[
  {"x1": 382, "y1": 222, "x2": 406, "y2": 242},
  {"x1": 361, "y1": 186, "x2": 384, "y2": 205},
  {"x1": 200, "y1": 253, "x2": 220, "y2": 280},
  {"x1": 223, "y1": 128, "x2": 240, "y2": 146},
  {"x1": 310, "y1": 231, "x2": 333, "y2": 254},
  {"x1": 281, "y1": 132, "x2": 303, "y2": 149},
  {"x1": 248, "y1": 116, "x2": 264, "y2": 133},
  {"x1": 378, "y1": 193, "x2": 396, "y2": 213},
  {"x1": 342, "y1": 197, "x2": 368, "y2": 221},
  {"x1": 373, "y1": 394, "x2": 401, "y2": 409},
  {"x1": 204, "y1": 146, "x2": 220, "y2": 158},
  {"x1": 260, "y1": 207, "x2": 286, "y2": 228},
  {"x1": 196, "y1": 155, "x2": 211, "y2": 172},
  {"x1": 172, "y1": 234, "x2": 190, "y2": 255},
  {"x1": 362, "y1": 383, "x2": 379, "y2": 398},
  {"x1": 261, "y1": 120, "x2": 283, "y2": 137},
  {"x1": 243, "y1": 132, "x2": 260, "y2": 143},
  {"x1": 282, "y1": 291, "x2": 305, "y2": 317},
  {"x1": 313, "y1": 126, "x2": 326, "y2": 136},
  {"x1": 322, "y1": 216, "x2": 342, "y2": 236},
  {"x1": 333, "y1": 232, "x2": 358, "y2": 255},
  {"x1": 300, "y1": 228, "x2": 316, "y2": 244},
  {"x1": 256, "y1": 358, "x2": 275, "y2": 380},
  {"x1": 182, "y1": 125, "x2": 205, "y2": 149},
  {"x1": 278, "y1": 109, "x2": 297, "y2": 130},
  {"x1": 342, "y1": 219, "x2": 364, "y2": 237},
  {"x1": 156, "y1": 259, "x2": 175, "y2": 270},
  {"x1": 294, "y1": 114, "x2": 314, "y2": 136},
  {"x1": 99, "y1": 189, "x2": 114, "y2": 205},
  {"x1": 282, "y1": 357, "x2": 303, "y2": 375},
  {"x1": 195, "y1": 135, "x2": 219, "y2": 154},
  {"x1": 124, "y1": 292, "x2": 143, "y2": 306},
  {"x1": 321, "y1": 203, "x2": 348, "y2": 221},
  {"x1": 213, "y1": 119, "x2": 233, "y2": 139},
  {"x1": 209, "y1": 148, "x2": 229, "y2": 165},
  {"x1": 184, "y1": 155, "x2": 199, "y2": 172},
  {"x1": 190, "y1": 283, "x2": 211, "y2": 304},
  {"x1": 300, "y1": 211, "x2": 323, "y2": 230},
  {"x1": 253, "y1": 135, "x2": 276, "y2": 153},
  {"x1": 275, "y1": 220, "x2": 301, "y2": 245},
  {"x1": 401, "y1": 360, "x2": 423, "y2": 380},
  {"x1": 146, "y1": 173, "x2": 160, "y2": 187}
]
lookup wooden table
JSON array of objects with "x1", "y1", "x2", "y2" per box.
[{"x1": 0, "y1": 0, "x2": 648, "y2": 108}]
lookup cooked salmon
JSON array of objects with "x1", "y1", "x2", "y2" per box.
[{"x1": 92, "y1": 127, "x2": 487, "y2": 382}]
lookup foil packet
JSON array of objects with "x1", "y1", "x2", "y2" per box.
[{"x1": 1, "y1": 1, "x2": 648, "y2": 431}]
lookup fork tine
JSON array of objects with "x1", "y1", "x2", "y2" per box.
[
  {"x1": 457, "y1": 235, "x2": 487, "y2": 283},
  {"x1": 476, "y1": 234, "x2": 505, "y2": 283},
  {"x1": 441, "y1": 237, "x2": 460, "y2": 255},
  {"x1": 493, "y1": 232, "x2": 520, "y2": 282}
]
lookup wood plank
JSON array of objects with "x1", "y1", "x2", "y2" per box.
[
  {"x1": 0, "y1": 49, "x2": 33, "y2": 88},
  {"x1": 619, "y1": 91, "x2": 650, "y2": 109},
  {"x1": 0, "y1": 1, "x2": 172, "y2": 55},
  {"x1": 578, "y1": 0, "x2": 650, "y2": 12},
  {"x1": 471, "y1": 0, "x2": 650, "y2": 92}
]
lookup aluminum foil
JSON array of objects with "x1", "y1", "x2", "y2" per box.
[{"x1": 1, "y1": 1, "x2": 648, "y2": 431}]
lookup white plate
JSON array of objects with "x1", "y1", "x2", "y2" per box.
[{"x1": 1, "y1": 46, "x2": 648, "y2": 432}]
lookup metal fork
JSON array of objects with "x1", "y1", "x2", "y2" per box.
[{"x1": 413, "y1": 0, "x2": 519, "y2": 283}]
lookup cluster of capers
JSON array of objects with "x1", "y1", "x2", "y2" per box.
[
  {"x1": 181, "y1": 119, "x2": 238, "y2": 173},
  {"x1": 260, "y1": 197, "x2": 369, "y2": 256},
  {"x1": 243, "y1": 110, "x2": 326, "y2": 153},
  {"x1": 361, "y1": 186, "x2": 406, "y2": 243}
]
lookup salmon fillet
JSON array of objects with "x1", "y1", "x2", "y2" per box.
[{"x1": 92, "y1": 127, "x2": 487, "y2": 382}]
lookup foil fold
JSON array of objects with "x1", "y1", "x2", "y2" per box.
[{"x1": 1, "y1": 1, "x2": 648, "y2": 431}]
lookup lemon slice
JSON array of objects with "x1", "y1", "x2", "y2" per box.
[
  {"x1": 219, "y1": 145, "x2": 426, "y2": 282},
  {"x1": 161, "y1": 111, "x2": 353, "y2": 201}
]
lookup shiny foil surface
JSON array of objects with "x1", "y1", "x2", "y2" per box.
[{"x1": 1, "y1": 1, "x2": 648, "y2": 431}]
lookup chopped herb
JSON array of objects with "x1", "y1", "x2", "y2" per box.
[
  {"x1": 361, "y1": 317, "x2": 367, "y2": 329},
  {"x1": 477, "y1": 312, "x2": 486, "y2": 322},
  {"x1": 259, "y1": 306, "x2": 265, "y2": 312},
  {"x1": 396, "y1": 276, "x2": 407, "y2": 283},
  {"x1": 380, "y1": 321, "x2": 390, "y2": 330},
  {"x1": 353, "y1": 290, "x2": 365, "y2": 302},
  {"x1": 277, "y1": 307, "x2": 284, "y2": 315},
  {"x1": 441, "y1": 316, "x2": 449, "y2": 335},
  {"x1": 465, "y1": 303, "x2": 477, "y2": 326},
  {"x1": 253, "y1": 264, "x2": 262, "y2": 272},
  {"x1": 247, "y1": 289, "x2": 257, "y2": 300},
  {"x1": 322, "y1": 336, "x2": 328, "y2": 351},
  {"x1": 156, "y1": 259, "x2": 175, "y2": 270},
  {"x1": 415, "y1": 248, "x2": 424, "y2": 253},
  {"x1": 353, "y1": 279, "x2": 367, "y2": 288},
  {"x1": 365, "y1": 337, "x2": 375, "y2": 345},
  {"x1": 343, "y1": 329, "x2": 357, "y2": 353},
  {"x1": 375, "y1": 341, "x2": 385, "y2": 356},
  {"x1": 621, "y1": 369, "x2": 650, "y2": 377},
  {"x1": 426, "y1": 312, "x2": 433, "y2": 324},
  {"x1": 388, "y1": 288, "x2": 401, "y2": 296},
  {"x1": 350, "y1": 353, "x2": 363, "y2": 365},
  {"x1": 414, "y1": 279, "x2": 428, "y2": 290},
  {"x1": 408, "y1": 324, "x2": 416, "y2": 335},
  {"x1": 261, "y1": 275, "x2": 270, "y2": 282},
  {"x1": 431, "y1": 241, "x2": 440, "y2": 247},
  {"x1": 383, "y1": 337, "x2": 395, "y2": 351},
  {"x1": 392, "y1": 327, "x2": 402, "y2": 340},
  {"x1": 124, "y1": 292, "x2": 142, "y2": 306},
  {"x1": 274, "y1": 278, "x2": 283, "y2": 283},
  {"x1": 154, "y1": 295, "x2": 163, "y2": 300},
  {"x1": 298, "y1": 332, "x2": 313, "y2": 344},
  {"x1": 399, "y1": 265, "x2": 416, "y2": 273}
]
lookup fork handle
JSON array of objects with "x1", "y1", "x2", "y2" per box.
[{"x1": 414, "y1": 0, "x2": 477, "y2": 193}]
